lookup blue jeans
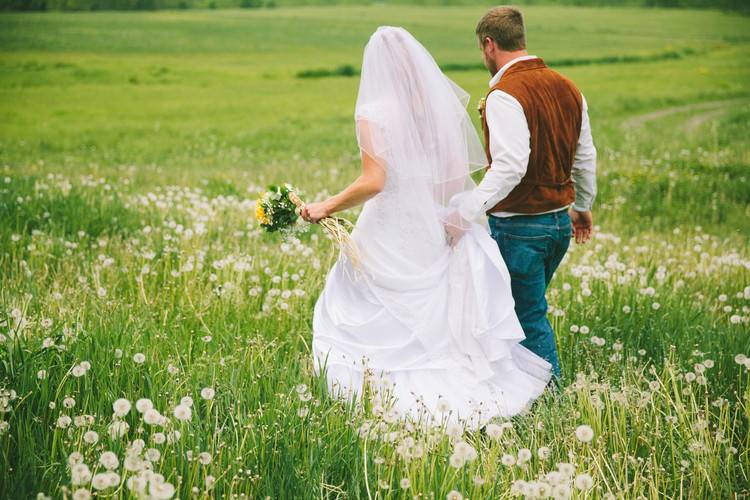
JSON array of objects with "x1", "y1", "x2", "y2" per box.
[{"x1": 488, "y1": 209, "x2": 572, "y2": 383}]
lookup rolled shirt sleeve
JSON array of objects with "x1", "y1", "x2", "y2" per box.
[
  {"x1": 457, "y1": 90, "x2": 530, "y2": 223},
  {"x1": 571, "y1": 94, "x2": 597, "y2": 212}
]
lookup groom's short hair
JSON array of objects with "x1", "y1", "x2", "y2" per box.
[{"x1": 476, "y1": 6, "x2": 526, "y2": 51}]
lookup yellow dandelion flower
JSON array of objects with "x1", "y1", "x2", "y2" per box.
[{"x1": 255, "y1": 200, "x2": 270, "y2": 225}]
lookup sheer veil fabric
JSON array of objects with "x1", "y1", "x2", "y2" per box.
[{"x1": 311, "y1": 26, "x2": 553, "y2": 430}]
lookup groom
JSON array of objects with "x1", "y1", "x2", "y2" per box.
[{"x1": 454, "y1": 6, "x2": 597, "y2": 384}]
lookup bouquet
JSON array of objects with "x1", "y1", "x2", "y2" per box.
[{"x1": 255, "y1": 184, "x2": 362, "y2": 269}]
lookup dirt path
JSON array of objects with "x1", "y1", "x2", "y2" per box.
[{"x1": 622, "y1": 99, "x2": 746, "y2": 129}]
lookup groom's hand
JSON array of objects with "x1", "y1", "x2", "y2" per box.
[{"x1": 569, "y1": 208, "x2": 593, "y2": 244}]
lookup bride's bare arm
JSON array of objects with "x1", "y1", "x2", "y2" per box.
[{"x1": 301, "y1": 121, "x2": 386, "y2": 223}]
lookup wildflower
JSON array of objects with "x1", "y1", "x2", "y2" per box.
[
  {"x1": 57, "y1": 415, "x2": 72, "y2": 429},
  {"x1": 113, "y1": 398, "x2": 131, "y2": 417},
  {"x1": 143, "y1": 408, "x2": 162, "y2": 426},
  {"x1": 99, "y1": 451, "x2": 119, "y2": 470},
  {"x1": 70, "y1": 463, "x2": 92, "y2": 485},
  {"x1": 574, "y1": 473, "x2": 594, "y2": 490},
  {"x1": 83, "y1": 431, "x2": 99, "y2": 444},
  {"x1": 485, "y1": 423, "x2": 502, "y2": 439},
  {"x1": 198, "y1": 452, "x2": 212, "y2": 465},
  {"x1": 518, "y1": 448, "x2": 532, "y2": 463},
  {"x1": 108, "y1": 420, "x2": 129, "y2": 439},
  {"x1": 173, "y1": 404, "x2": 192, "y2": 422},
  {"x1": 575, "y1": 425, "x2": 594, "y2": 443},
  {"x1": 201, "y1": 387, "x2": 215, "y2": 400},
  {"x1": 133, "y1": 353, "x2": 146, "y2": 364},
  {"x1": 136, "y1": 399, "x2": 153, "y2": 413},
  {"x1": 446, "y1": 490, "x2": 463, "y2": 500}
]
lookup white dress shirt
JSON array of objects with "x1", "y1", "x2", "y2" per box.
[{"x1": 458, "y1": 55, "x2": 597, "y2": 222}]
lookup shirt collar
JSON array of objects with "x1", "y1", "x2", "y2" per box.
[{"x1": 488, "y1": 54, "x2": 539, "y2": 87}]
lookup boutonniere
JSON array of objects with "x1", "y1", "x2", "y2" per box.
[{"x1": 477, "y1": 97, "x2": 486, "y2": 117}]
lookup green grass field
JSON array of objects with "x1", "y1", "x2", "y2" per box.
[{"x1": 1, "y1": 5, "x2": 750, "y2": 499}]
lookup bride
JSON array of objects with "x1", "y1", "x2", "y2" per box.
[{"x1": 300, "y1": 26, "x2": 552, "y2": 430}]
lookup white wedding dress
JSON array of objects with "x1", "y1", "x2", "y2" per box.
[{"x1": 310, "y1": 26, "x2": 552, "y2": 430}]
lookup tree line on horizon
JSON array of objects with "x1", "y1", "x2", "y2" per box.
[{"x1": 1, "y1": 0, "x2": 747, "y2": 15}]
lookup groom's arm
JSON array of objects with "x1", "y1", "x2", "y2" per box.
[{"x1": 457, "y1": 90, "x2": 530, "y2": 222}]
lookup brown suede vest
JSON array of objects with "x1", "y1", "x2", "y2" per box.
[{"x1": 480, "y1": 57, "x2": 582, "y2": 214}]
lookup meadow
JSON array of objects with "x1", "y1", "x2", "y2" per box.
[{"x1": 1, "y1": 5, "x2": 750, "y2": 499}]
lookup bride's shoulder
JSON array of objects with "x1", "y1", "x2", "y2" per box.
[{"x1": 356, "y1": 96, "x2": 398, "y2": 121}]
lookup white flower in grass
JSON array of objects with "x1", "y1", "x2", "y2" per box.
[
  {"x1": 449, "y1": 453, "x2": 465, "y2": 468},
  {"x1": 70, "y1": 463, "x2": 92, "y2": 485},
  {"x1": 167, "y1": 364, "x2": 179, "y2": 375},
  {"x1": 153, "y1": 432, "x2": 166, "y2": 444},
  {"x1": 545, "y1": 470, "x2": 565, "y2": 485},
  {"x1": 400, "y1": 478, "x2": 410, "y2": 489},
  {"x1": 167, "y1": 430, "x2": 181, "y2": 443},
  {"x1": 198, "y1": 452, "x2": 212, "y2": 465},
  {"x1": 517, "y1": 448, "x2": 532, "y2": 463},
  {"x1": 173, "y1": 404, "x2": 192, "y2": 422},
  {"x1": 133, "y1": 353, "x2": 146, "y2": 364},
  {"x1": 574, "y1": 473, "x2": 594, "y2": 490},
  {"x1": 180, "y1": 396, "x2": 193, "y2": 407},
  {"x1": 205, "y1": 475, "x2": 216, "y2": 489},
  {"x1": 537, "y1": 446, "x2": 551, "y2": 460},
  {"x1": 57, "y1": 415, "x2": 72, "y2": 429},
  {"x1": 83, "y1": 431, "x2": 99, "y2": 445},
  {"x1": 124, "y1": 454, "x2": 144, "y2": 472},
  {"x1": 501, "y1": 454, "x2": 516, "y2": 466},
  {"x1": 114, "y1": 348, "x2": 123, "y2": 359},
  {"x1": 436, "y1": 398, "x2": 451, "y2": 413},
  {"x1": 136, "y1": 399, "x2": 153, "y2": 413},
  {"x1": 68, "y1": 451, "x2": 84, "y2": 467},
  {"x1": 145, "y1": 448, "x2": 161, "y2": 462},
  {"x1": 143, "y1": 408, "x2": 162, "y2": 426},
  {"x1": 484, "y1": 423, "x2": 502, "y2": 439},
  {"x1": 72, "y1": 489, "x2": 91, "y2": 500},
  {"x1": 149, "y1": 480, "x2": 176, "y2": 499},
  {"x1": 127, "y1": 475, "x2": 147, "y2": 494},
  {"x1": 557, "y1": 462, "x2": 575, "y2": 477},
  {"x1": 63, "y1": 397, "x2": 76, "y2": 409},
  {"x1": 71, "y1": 364, "x2": 87, "y2": 377},
  {"x1": 113, "y1": 398, "x2": 131, "y2": 417},
  {"x1": 108, "y1": 420, "x2": 129, "y2": 439},
  {"x1": 551, "y1": 483, "x2": 571, "y2": 499},
  {"x1": 99, "y1": 451, "x2": 119, "y2": 470},
  {"x1": 575, "y1": 424, "x2": 594, "y2": 443},
  {"x1": 37, "y1": 370, "x2": 47, "y2": 380},
  {"x1": 297, "y1": 407, "x2": 309, "y2": 418},
  {"x1": 446, "y1": 490, "x2": 463, "y2": 500},
  {"x1": 80, "y1": 361, "x2": 91, "y2": 370},
  {"x1": 200, "y1": 387, "x2": 215, "y2": 400},
  {"x1": 92, "y1": 473, "x2": 111, "y2": 490},
  {"x1": 445, "y1": 421, "x2": 463, "y2": 439}
]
